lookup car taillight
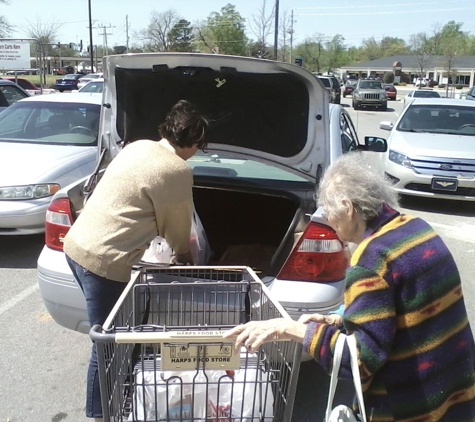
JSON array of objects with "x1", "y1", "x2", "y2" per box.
[
  {"x1": 45, "y1": 198, "x2": 74, "y2": 251},
  {"x1": 277, "y1": 222, "x2": 350, "y2": 282}
]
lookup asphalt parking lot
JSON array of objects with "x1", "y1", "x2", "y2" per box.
[{"x1": 0, "y1": 95, "x2": 474, "y2": 421}]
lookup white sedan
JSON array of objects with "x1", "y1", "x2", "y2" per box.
[
  {"x1": 0, "y1": 93, "x2": 102, "y2": 235},
  {"x1": 403, "y1": 88, "x2": 441, "y2": 107},
  {"x1": 77, "y1": 72, "x2": 103, "y2": 90},
  {"x1": 380, "y1": 98, "x2": 475, "y2": 201}
]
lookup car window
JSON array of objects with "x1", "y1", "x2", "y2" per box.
[
  {"x1": 79, "y1": 81, "x2": 103, "y2": 93},
  {"x1": 340, "y1": 111, "x2": 359, "y2": 153},
  {"x1": 413, "y1": 90, "x2": 440, "y2": 98},
  {"x1": 63, "y1": 74, "x2": 79, "y2": 80},
  {"x1": 0, "y1": 101, "x2": 101, "y2": 145},
  {"x1": 0, "y1": 85, "x2": 28, "y2": 105},
  {"x1": 318, "y1": 77, "x2": 331, "y2": 88},
  {"x1": 188, "y1": 152, "x2": 309, "y2": 182},
  {"x1": 359, "y1": 81, "x2": 382, "y2": 89},
  {"x1": 397, "y1": 104, "x2": 475, "y2": 135}
]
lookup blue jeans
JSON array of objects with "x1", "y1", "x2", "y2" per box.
[{"x1": 66, "y1": 254, "x2": 127, "y2": 418}]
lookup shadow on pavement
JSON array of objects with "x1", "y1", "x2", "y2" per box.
[
  {"x1": 400, "y1": 195, "x2": 475, "y2": 217},
  {"x1": 292, "y1": 359, "x2": 355, "y2": 421},
  {"x1": 0, "y1": 234, "x2": 44, "y2": 269}
]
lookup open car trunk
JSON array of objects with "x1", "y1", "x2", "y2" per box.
[{"x1": 193, "y1": 185, "x2": 303, "y2": 276}]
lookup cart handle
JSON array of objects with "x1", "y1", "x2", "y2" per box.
[{"x1": 90, "y1": 324, "x2": 239, "y2": 344}]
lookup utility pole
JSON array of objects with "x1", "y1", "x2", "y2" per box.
[
  {"x1": 290, "y1": 9, "x2": 294, "y2": 64},
  {"x1": 88, "y1": 0, "x2": 94, "y2": 73},
  {"x1": 126, "y1": 15, "x2": 130, "y2": 53},
  {"x1": 98, "y1": 24, "x2": 114, "y2": 54},
  {"x1": 274, "y1": 0, "x2": 280, "y2": 60}
]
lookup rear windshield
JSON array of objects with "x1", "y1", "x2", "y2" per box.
[
  {"x1": 115, "y1": 67, "x2": 310, "y2": 158},
  {"x1": 318, "y1": 77, "x2": 331, "y2": 88},
  {"x1": 413, "y1": 90, "x2": 440, "y2": 98}
]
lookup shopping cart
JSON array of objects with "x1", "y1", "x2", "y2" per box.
[{"x1": 91, "y1": 266, "x2": 302, "y2": 422}]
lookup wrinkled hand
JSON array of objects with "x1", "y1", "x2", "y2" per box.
[
  {"x1": 298, "y1": 313, "x2": 343, "y2": 327},
  {"x1": 223, "y1": 318, "x2": 293, "y2": 354}
]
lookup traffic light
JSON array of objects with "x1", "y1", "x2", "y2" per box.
[
  {"x1": 69, "y1": 43, "x2": 74, "y2": 49},
  {"x1": 294, "y1": 56, "x2": 303, "y2": 67},
  {"x1": 57, "y1": 42, "x2": 61, "y2": 48},
  {"x1": 79, "y1": 40, "x2": 83, "y2": 52}
]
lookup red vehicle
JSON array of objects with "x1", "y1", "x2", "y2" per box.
[
  {"x1": 343, "y1": 79, "x2": 357, "y2": 97},
  {"x1": 383, "y1": 83, "x2": 397, "y2": 100}
]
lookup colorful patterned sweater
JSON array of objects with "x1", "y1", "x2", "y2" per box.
[{"x1": 303, "y1": 205, "x2": 475, "y2": 421}]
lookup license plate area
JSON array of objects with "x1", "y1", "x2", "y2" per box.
[{"x1": 431, "y1": 177, "x2": 458, "y2": 191}]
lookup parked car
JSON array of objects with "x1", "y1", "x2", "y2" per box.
[
  {"x1": 5, "y1": 70, "x2": 29, "y2": 75},
  {"x1": 413, "y1": 77, "x2": 430, "y2": 87},
  {"x1": 352, "y1": 78, "x2": 388, "y2": 110},
  {"x1": 343, "y1": 79, "x2": 357, "y2": 97},
  {"x1": 466, "y1": 86, "x2": 475, "y2": 101},
  {"x1": 76, "y1": 73, "x2": 103, "y2": 90},
  {"x1": 383, "y1": 83, "x2": 397, "y2": 100},
  {"x1": 314, "y1": 74, "x2": 334, "y2": 102},
  {"x1": 1, "y1": 77, "x2": 56, "y2": 95},
  {"x1": 53, "y1": 66, "x2": 75, "y2": 75},
  {"x1": 403, "y1": 88, "x2": 441, "y2": 107},
  {"x1": 54, "y1": 74, "x2": 84, "y2": 92},
  {"x1": 0, "y1": 79, "x2": 30, "y2": 112},
  {"x1": 37, "y1": 53, "x2": 386, "y2": 337},
  {"x1": 379, "y1": 98, "x2": 475, "y2": 201},
  {"x1": 78, "y1": 78, "x2": 104, "y2": 93},
  {"x1": 0, "y1": 93, "x2": 102, "y2": 235},
  {"x1": 326, "y1": 75, "x2": 342, "y2": 104}
]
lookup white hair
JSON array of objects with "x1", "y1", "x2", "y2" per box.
[{"x1": 317, "y1": 152, "x2": 399, "y2": 220}]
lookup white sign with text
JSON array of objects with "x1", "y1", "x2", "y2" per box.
[{"x1": 0, "y1": 41, "x2": 30, "y2": 70}]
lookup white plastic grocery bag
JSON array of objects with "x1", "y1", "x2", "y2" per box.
[{"x1": 141, "y1": 206, "x2": 211, "y2": 265}]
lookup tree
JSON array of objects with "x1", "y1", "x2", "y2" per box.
[
  {"x1": 24, "y1": 16, "x2": 63, "y2": 83},
  {"x1": 295, "y1": 34, "x2": 326, "y2": 73},
  {"x1": 410, "y1": 32, "x2": 431, "y2": 89},
  {"x1": 0, "y1": 0, "x2": 12, "y2": 37},
  {"x1": 195, "y1": 4, "x2": 248, "y2": 56},
  {"x1": 383, "y1": 71, "x2": 395, "y2": 84},
  {"x1": 168, "y1": 19, "x2": 194, "y2": 52},
  {"x1": 324, "y1": 34, "x2": 346, "y2": 73},
  {"x1": 113, "y1": 46, "x2": 128, "y2": 54},
  {"x1": 249, "y1": 0, "x2": 274, "y2": 59},
  {"x1": 140, "y1": 9, "x2": 181, "y2": 52},
  {"x1": 360, "y1": 36, "x2": 407, "y2": 60},
  {"x1": 278, "y1": 9, "x2": 292, "y2": 62}
]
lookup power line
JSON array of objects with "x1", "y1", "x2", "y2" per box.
[
  {"x1": 294, "y1": 0, "x2": 465, "y2": 10},
  {"x1": 297, "y1": 6, "x2": 475, "y2": 17}
]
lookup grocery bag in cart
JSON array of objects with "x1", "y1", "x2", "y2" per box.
[{"x1": 90, "y1": 266, "x2": 302, "y2": 422}]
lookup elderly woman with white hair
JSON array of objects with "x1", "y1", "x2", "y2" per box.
[{"x1": 225, "y1": 152, "x2": 475, "y2": 421}]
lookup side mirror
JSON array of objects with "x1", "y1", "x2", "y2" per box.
[
  {"x1": 380, "y1": 121, "x2": 394, "y2": 131},
  {"x1": 363, "y1": 136, "x2": 387, "y2": 152}
]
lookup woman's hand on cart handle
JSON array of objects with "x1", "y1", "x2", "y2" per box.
[
  {"x1": 299, "y1": 313, "x2": 343, "y2": 327},
  {"x1": 223, "y1": 318, "x2": 306, "y2": 354}
]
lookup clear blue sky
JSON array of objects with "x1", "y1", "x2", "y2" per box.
[{"x1": 3, "y1": 0, "x2": 474, "y2": 49}]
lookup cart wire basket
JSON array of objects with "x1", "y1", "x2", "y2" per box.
[{"x1": 90, "y1": 266, "x2": 302, "y2": 422}]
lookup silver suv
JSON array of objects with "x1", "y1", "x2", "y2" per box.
[{"x1": 352, "y1": 78, "x2": 387, "y2": 111}]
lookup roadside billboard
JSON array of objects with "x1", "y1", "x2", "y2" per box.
[{"x1": 0, "y1": 40, "x2": 31, "y2": 70}]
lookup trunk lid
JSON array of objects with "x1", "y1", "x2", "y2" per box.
[{"x1": 99, "y1": 53, "x2": 330, "y2": 182}]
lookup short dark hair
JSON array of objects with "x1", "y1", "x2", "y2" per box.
[{"x1": 158, "y1": 100, "x2": 209, "y2": 150}]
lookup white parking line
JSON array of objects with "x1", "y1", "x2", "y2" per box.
[
  {"x1": 429, "y1": 221, "x2": 475, "y2": 245},
  {"x1": 0, "y1": 283, "x2": 39, "y2": 318}
]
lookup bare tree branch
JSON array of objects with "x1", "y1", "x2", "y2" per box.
[
  {"x1": 249, "y1": 0, "x2": 274, "y2": 56},
  {"x1": 141, "y1": 9, "x2": 181, "y2": 52}
]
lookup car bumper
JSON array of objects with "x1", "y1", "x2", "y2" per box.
[
  {"x1": 0, "y1": 198, "x2": 50, "y2": 235},
  {"x1": 37, "y1": 245, "x2": 89, "y2": 333},
  {"x1": 385, "y1": 161, "x2": 475, "y2": 201},
  {"x1": 386, "y1": 92, "x2": 397, "y2": 99},
  {"x1": 354, "y1": 98, "x2": 387, "y2": 106}
]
